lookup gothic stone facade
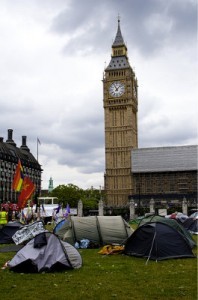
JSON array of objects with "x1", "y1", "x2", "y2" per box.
[
  {"x1": 131, "y1": 146, "x2": 197, "y2": 207},
  {"x1": 103, "y1": 20, "x2": 197, "y2": 208},
  {"x1": 103, "y1": 20, "x2": 138, "y2": 206},
  {"x1": 0, "y1": 129, "x2": 42, "y2": 204}
]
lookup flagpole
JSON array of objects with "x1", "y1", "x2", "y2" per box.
[
  {"x1": 37, "y1": 138, "x2": 38, "y2": 161},
  {"x1": 37, "y1": 138, "x2": 41, "y2": 162}
]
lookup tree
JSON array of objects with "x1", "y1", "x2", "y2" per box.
[
  {"x1": 51, "y1": 184, "x2": 84, "y2": 207},
  {"x1": 50, "y1": 184, "x2": 102, "y2": 210},
  {"x1": 81, "y1": 187, "x2": 101, "y2": 209}
]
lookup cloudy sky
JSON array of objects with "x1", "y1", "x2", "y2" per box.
[{"x1": 0, "y1": 0, "x2": 197, "y2": 190}]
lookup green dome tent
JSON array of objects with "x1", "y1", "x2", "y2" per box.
[
  {"x1": 54, "y1": 216, "x2": 133, "y2": 246},
  {"x1": 124, "y1": 222, "x2": 195, "y2": 262},
  {"x1": 138, "y1": 215, "x2": 196, "y2": 248}
]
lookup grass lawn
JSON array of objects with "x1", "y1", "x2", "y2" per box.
[{"x1": 0, "y1": 228, "x2": 197, "y2": 300}]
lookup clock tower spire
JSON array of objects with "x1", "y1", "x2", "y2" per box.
[
  {"x1": 103, "y1": 18, "x2": 138, "y2": 207},
  {"x1": 113, "y1": 16, "x2": 125, "y2": 46}
]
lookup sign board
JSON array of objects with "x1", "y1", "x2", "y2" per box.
[
  {"x1": 70, "y1": 208, "x2": 77, "y2": 215},
  {"x1": 158, "y1": 209, "x2": 167, "y2": 216}
]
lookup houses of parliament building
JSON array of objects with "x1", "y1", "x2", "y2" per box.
[{"x1": 103, "y1": 19, "x2": 197, "y2": 208}]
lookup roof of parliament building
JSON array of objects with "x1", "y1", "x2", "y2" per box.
[
  {"x1": 132, "y1": 145, "x2": 198, "y2": 173},
  {"x1": 0, "y1": 129, "x2": 41, "y2": 169}
]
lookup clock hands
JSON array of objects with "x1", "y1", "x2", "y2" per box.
[
  {"x1": 114, "y1": 83, "x2": 121, "y2": 92},
  {"x1": 112, "y1": 83, "x2": 118, "y2": 90},
  {"x1": 109, "y1": 81, "x2": 125, "y2": 97}
]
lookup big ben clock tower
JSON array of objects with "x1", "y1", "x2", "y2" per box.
[{"x1": 103, "y1": 18, "x2": 138, "y2": 206}]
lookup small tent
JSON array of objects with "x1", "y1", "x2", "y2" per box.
[
  {"x1": 124, "y1": 222, "x2": 195, "y2": 261},
  {"x1": 8, "y1": 232, "x2": 82, "y2": 273},
  {"x1": 183, "y1": 218, "x2": 198, "y2": 235},
  {"x1": 0, "y1": 221, "x2": 23, "y2": 244},
  {"x1": 138, "y1": 215, "x2": 196, "y2": 248},
  {"x1": 54, "y1": 216, "x2": 133, "y2": 246}
]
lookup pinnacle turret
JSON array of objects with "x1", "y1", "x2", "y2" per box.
[{"x1": 112, "y1": 18, "x2": 125, "y2": 47}]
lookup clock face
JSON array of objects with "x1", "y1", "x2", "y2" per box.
[{"x1": 109, "y1": 81, "x2": 125, "y2": 98}]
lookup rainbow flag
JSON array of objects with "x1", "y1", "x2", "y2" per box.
[{"x1": 12, "y1": 159, "x2": 24, "y2": 192}]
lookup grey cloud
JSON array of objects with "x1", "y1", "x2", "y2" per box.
[
  {"x1": 139, "y1": 117, "x2": 197, "y2": 148},
  {"x1": 31, "y1": 105, "x2": 105, "y2": 171},
  {"x1": 53, "y1": 118, "x2": 104, "y2": 156},
  {"x1": 123, "y1": 0, "x2": 196, "y2": 56},
  {"x1": 50, "y1": 0, "x2": 196, "y2": 56},
  {"x1": 57, "y1": 147, "x2": 105, "y2": 174}
]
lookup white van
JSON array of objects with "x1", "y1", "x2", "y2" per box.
[{"x1": 38, "y1": 197, "x2": 59, "y2": 206}]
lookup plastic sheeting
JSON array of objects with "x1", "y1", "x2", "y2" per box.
[{"x1": 12, "y1": 221, "x2": 47, "y2": 245}]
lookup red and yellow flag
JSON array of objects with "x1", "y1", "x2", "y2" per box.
[
  {"x1": 18, "y1": 177, "x2": 35, "y2": 209},
  {"x1": 12, "y1": 159, "x2": 24, "y2": 192}
]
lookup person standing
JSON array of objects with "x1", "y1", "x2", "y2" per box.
[{"x1": 0, "y1": 207, "x2": 8, "y2": 228}]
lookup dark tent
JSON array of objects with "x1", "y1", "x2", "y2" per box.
[
  {"x1": 138, "y1": 215, "x2": 196, "y2": 248},
  {"x1": 0, "y1": 221, "x2": 23, "y2": 244},
  {"x1": 183, "y1": 218, "x2": 198, "y2": 235},
  {"x1": 124, "y1": 222, "x2": 195, "y2": 261},
  {"x1": 8, "y1": 232, "x2": 82, "y2": 273}
]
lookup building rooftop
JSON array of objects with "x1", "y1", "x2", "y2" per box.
[
  {"x1": 132, "y1": 145, "x2": 198, "y2": 173},
  {"x1": 106, "y1": 56, "x2": 130, "y2": 70},
  {"x1": 0, "y1": 129, "x2": 41, "y2": 169}
]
